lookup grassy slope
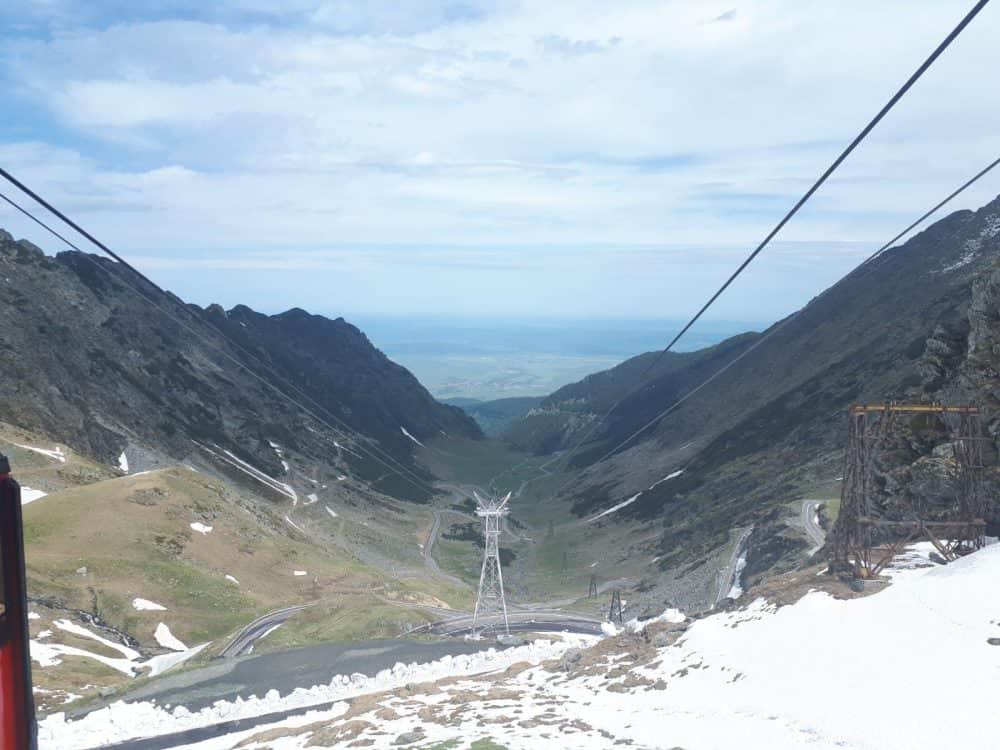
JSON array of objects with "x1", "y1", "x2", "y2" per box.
[
  {"x1": 24, "y1": 465, "x2": 473, "y2": 640},
  {"x1": 19, "y1": 456, "x2": 476, "y2": 709}
]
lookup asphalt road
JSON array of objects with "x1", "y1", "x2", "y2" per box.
[
  {"x1": 91, "y1": 638, "x2": 504, "y2": 750},
  {"x1": 219, "y1": 604, "x2": 311, "y2": 658},
  {"x1": 427, "y1": 609, "x2": 604, "y2": 636},
  {"x1": 801, "y1": 500, "x2": 827, "y2": 552},
  {"x1": 86, "y1": 638, "x2": 500, "y2": 723}
]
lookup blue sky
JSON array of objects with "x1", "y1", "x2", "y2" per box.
[{"x1": 1, "y1": 0, "x2": 999, "y2": 322}]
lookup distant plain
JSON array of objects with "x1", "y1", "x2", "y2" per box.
[{"x1": 354, "y1": 317, "x2": 763, "y2": 401}]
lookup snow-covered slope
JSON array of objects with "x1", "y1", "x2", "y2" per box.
[{"x1": 117, "y1": 543, "x2": 1000, "y2": 750}]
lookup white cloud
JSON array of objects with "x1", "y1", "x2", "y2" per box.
[{"x1": 1, "y1": 0, "x2": 999, "y2": 319}]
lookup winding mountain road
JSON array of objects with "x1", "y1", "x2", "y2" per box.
[
  {"x1": 93, "y1": 638, "x2": 501, "y2": 750},
  {"x1": 801, "y1": 500, "x2": 827, "y2": 553},
  {"x1": 220, "y1": 605, "x2": 312, "y2": 658}
]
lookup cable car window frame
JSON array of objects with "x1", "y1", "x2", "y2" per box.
[{"x1": 0, "y1": 491, "x2": 10, "y2": 647}]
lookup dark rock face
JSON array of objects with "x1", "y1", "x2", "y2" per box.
[
  {"x1": 506, "y1": 195, "x2": 1000, "y2": 596},
  {"x1": 0, "y1": 232, "x2": 480, "y2": 499}
]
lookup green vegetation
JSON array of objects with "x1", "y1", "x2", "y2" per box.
[
  {"x1": 21, "y1": 462, "x2": 476, "y2": 703},
  {"x1": 419, "y1": 436, "x2": 528, "y2": 487},
  {"x1": 469, "y1": 739, "x2": 510, "y2": 749},
  {"x1": 258, "y1": 595, "x2": 437, "y2": 653},
  {"x1": 416, "y1": 739, "x2": 508, "y2": 750}
]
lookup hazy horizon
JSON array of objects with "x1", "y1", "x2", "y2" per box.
[{"x1": 354, "y1": 315, "x2": 759, "y2": 400}]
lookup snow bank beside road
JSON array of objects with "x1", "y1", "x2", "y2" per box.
[{"x1": 38, "y1": 635, "x2": 595, "y2": 749}]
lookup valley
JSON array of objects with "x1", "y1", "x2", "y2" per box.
[{"x1": 4, "y1": 192, "x2": 1000, "y2": 749}]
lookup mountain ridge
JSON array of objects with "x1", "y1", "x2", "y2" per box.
[
  {"x1": 0, "y1": 229, "x2": 481, "y2": 500},
  {"x1": 503, "y1": 196, "x2": 1000, "y2": 605}
]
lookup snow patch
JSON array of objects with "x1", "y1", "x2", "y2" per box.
[
  {"x1": 259, "y1": 624, "x2": 283, "y2": 641},
  {"x1": 225, "y1": 575, "x2": 240, "y2": 585},
  {"x1": 600, "y1": 622, "x2": 622, "y2": 636},
  {"x1": 400, "y1": 426, "x2": 424, "y2": 446},
  {"x1": 30, "y1": 641, "x2": 138, "y2": 676},
  {"x1": 325, "y1": 506, "x2": 338, "y2": 519},
  {"x1": 293, "y1": 570, "x2": 308, "y2": 577},
  {"x1": 649, "y1": 469, "x2": 684, "y2": 490},
  {"x1": 132, "y1": 598, "x2": 167, "y2": 612},
  {"x1": 54, "y1": 619, "x2": 141, "y2": 661},
  {"x1": 305, "y1": 493, "x2": 319, "y2": 505},
  {"x1": 626, "y1": 607, "x2": 686, "y2": 633},
  {"x1": 588, "y1": 493, "x2": 642, "y2": 523},
  {"x1": 21, "y1": 487, "x2": 47, "y2": 505},
  {"x1": 118, "y1": 452, "x2": 129, "y2": 473},
  {"x1": 14, "y1": 443, "x2": 66, "y2": 462},
  {"x1": 154, "y1": 623, "x2": 188, "y2": 652},
  {"x1": 33, "y1": 618, "x2": 208, "y2": 681},
  {"x1": 285, "y1": 515, "x2": 305, "y2": 533},
  {"x1": 942, "y1": 249, "x2": 977, "y2": 272},
  {"x1": 190, "y1": 522, "x2": 213, "y2": 535},
  {"x1": 143, "y1": 643, "x2": 209, "y2": 678}
]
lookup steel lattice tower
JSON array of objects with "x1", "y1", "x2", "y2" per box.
[
  {"x1": 472, "y1": 491, "x2": 510, "y2": 635},
  {"x1": 828, "y1": 402, "x2": 987, "y2": 577}
]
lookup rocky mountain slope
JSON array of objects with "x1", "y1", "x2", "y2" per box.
[
  {"x1": 503, "y1": 334, "x2": 759, "y2": 456},
  {"x1": 0, "y1": 230, "x2": 481, "y2": 500},
  {"x1": 504, "y1": 195, "x2": 1000, "y2": 606}
]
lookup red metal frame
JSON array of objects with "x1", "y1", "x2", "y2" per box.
[{"x1": 0, "y1": 463, "x2": 37, "y2": 750}]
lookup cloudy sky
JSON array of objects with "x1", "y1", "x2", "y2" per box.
[{"x1": 1, "y1": 0, "x2": 998, "y2": 323}]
